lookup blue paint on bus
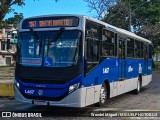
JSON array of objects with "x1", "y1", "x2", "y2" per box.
[{"x1": 15, "y1": 58, "x2": 152, "y2": 99}]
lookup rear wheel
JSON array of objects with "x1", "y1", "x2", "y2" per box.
[{"x1": 95, "y1": 83, "x2": 107, "y2": 107}]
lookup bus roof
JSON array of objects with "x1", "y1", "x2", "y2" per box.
[
  {"x1": 112, "y1": 27, "x2": 151, "y2": 44},
  {"x1": 20, "y1": 14, "x2": 151, "y2": 44},
  {"x1": 84, "y1": 15, "x2": 151, "y2": 44}
]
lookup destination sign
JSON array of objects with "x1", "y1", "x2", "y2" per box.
[{"x1": 22, "y1": 17, "x2": 79, "y2": 29}]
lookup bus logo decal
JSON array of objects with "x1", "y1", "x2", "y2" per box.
[
  {"x1": 103, "y1": 68, "x2": 109, "y2": 74},
  {"x1": 128, "y1": 66, "x2": 133, "y2": 72},
  {"x1": 116, "y1": 60, "x2": 118, "y2": 66},
  {"x1": 25, "y1": 90, "x2": 34, "y2": 95},
  {"x1": 139, "y1": 64, "x2": 142, "y2": 73},
  {"x1": 148, "y1": 66, "x2": 151, "y2": 70}
]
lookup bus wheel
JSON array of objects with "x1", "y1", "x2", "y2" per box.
[
  {"x1": 135, "y1": 78, "x2": 141, "y2": 94},
  {"x1": 95, "y1": 83, "x2": 107, "y2": 107}
]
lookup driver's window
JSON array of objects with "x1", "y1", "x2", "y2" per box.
[
  {"x1": 85, "y1": 20, "x2": 102, "y2": 74},
  {"x1": 86, "y1": 38, "x2": 99, "y2": 63}
]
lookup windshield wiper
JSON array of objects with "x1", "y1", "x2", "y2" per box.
[
  {"x1": 48, "y1": 27, "x2": 65, "y2": 48},
  {"x1": 29, "y1": 28, "x2": 42, "y2": 56},
  {"x1": 39, "y1": 38, "x2": 43, "y2": 56},
  {"x1": 29, "y1": 28, "x2": 39, "y2": 43},
  {"x1": 54, "y1": 27, "x2": 65, "y2": 41}
]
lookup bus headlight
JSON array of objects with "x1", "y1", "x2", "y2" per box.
[
  {"x1": 69, "y1": 83, "x2": 80, "y2": 93},
  {"x1": 15, "y1": 80, "x2": 20, "y2": 89}
]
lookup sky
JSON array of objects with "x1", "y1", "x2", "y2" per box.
[{"x1": 5, "y1": 0, "x2": 92, "y2": 19}]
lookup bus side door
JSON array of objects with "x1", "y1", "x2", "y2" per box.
[
  {"x1": 144, "y1": 44, "x2": 148, "y2": 75},
  {"x1": 117, "y1": 36, "x2": 126, "y2": 95},
  {"x1": 118, "y1": 37, "x2": 126, "y2": 80}
]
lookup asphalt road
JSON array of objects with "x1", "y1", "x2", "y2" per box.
[{"x1": 0, "y1": 71, "x2": 160, "y2": 119}]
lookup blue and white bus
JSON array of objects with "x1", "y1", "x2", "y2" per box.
[{"x1": 14, "y1": 14, "x2": 152, "y2": 107}]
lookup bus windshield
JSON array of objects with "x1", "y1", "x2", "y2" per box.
[{"x1": 18, "y1": 30, "x2": 82, "y2": 67}]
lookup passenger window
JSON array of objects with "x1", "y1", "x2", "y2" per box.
[
  {"x1": 144, "y1": 44, "x2": 148, "y2": 59},
  {"x1": 140, "y1": 42, "x2": 144, "y2": 58},
  {"x1": 127, "y1": 38, "x2": 134, "y2": 57},
  {"x1": 102, "y1": 29, "x2": 114, "y2": 57},
  {"x1": 149, "y1": 44, "x2": 152, "y2": 59},
  {"x1": 135, "y1": 40, "x2": 141, "y2": 58}
]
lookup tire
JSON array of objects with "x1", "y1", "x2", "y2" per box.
[
  {"x1": 134, "y1": 78, "x2": 141, "y2": 94},
  {"x1": 95, "y1": 83, "x2": 107, "y2": 107}
]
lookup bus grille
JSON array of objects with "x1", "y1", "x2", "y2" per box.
[{"x1": 20, "y1": 78, "x2": 68, "y2": 84}]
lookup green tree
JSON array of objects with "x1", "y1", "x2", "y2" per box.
[
  {"x1": 0, "y1": 0, "x2": 58, "y2": 25},
  {"x1": 130, "y1": 0, "x2": 160, "y2": 32},
  {"x1": 102, "y1": 1, "x2": 128, "y2": 30},
  {"x1": 85, "y1": 0, "x2": 160, "y2": 61},
  {"x1": 0, "y1": 0, "x2": 24, "y2": 23},
  {"x1": 85, "y1": 0, "x2": 160, "y2": 32},
  {"x1": 2, "y1": 12, "x2": 24, "y2": 28}
]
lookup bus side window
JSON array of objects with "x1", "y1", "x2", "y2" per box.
[
  {"x1": 102, "y1": 29, "x2": 114, "y2": 57},
  {"x1": 149, "y1": 44, "x2": 152, "y2": 59},
  {"x1": 135, "y1": 40, "x2": 141, "y2": 58},
  {"x1": 127, "y1": 38, "x2": 134, "y2": 58},
  {"x1": 140, "y1": 42, "x2": 144, "y2": 58},
  {"x1": 144, "y1": 44, "x2": 148, "y2": 59},
  {"x1": 115, "y1": 33, "x2": 117, "y2": 57}
]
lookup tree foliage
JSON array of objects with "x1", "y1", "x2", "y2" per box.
[
  {"x1": 0, "y1": 0, "x2": 24, "y2": 23},
  {"x1": 85, "y1": 0, "x2": 160, "y2": 31},
  {"x1": 0, "y1": 0, "x2": 58, "y2": 25},
  {"x1": 85, "y1": 0, "x2": 160, "y2": 49},
  {"x1": 2, "y1": 12, "x2": 23, "y2": 28},
  {"x1": 102, "y1": 1, "x2": 129, "y2": 30},
  {"x1": 102, "y1": 0, "x2": 160, "y2": 31},
  {"x1": 84, "y1": 0, "x2": 118, "y2": 19}
]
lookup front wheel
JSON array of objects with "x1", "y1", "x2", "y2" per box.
[
  {"x1": 95, "y1": 83, "x2": 107, "y2": 107},
  {"x1": 134, "y1": 78, "x2": 141, "y2": 94}
]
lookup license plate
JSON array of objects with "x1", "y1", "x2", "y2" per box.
[{"x1": 34, "y1": 100, "x2": 47, "y2": 105}]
